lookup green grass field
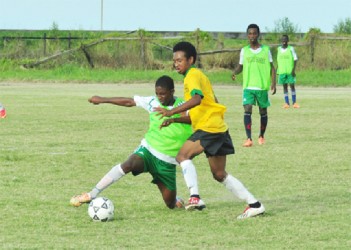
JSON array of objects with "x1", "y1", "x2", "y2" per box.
[{"x1": 0, "y1": 83, "x2": 350, "y2": 249}]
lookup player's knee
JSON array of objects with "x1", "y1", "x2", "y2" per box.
[
  {"x1": 176, "y1": 153, "x2": 190, "y2": 163},
  {"x1": 259, "y1": 108, "x2": 267, "y2": 116},
  {"x1": 244, "y1": 105, "x2": 252, "y2": 114},
  {"x1": 212, "y1": 171, "x2": 226, "y2": 182},
  {"x1": 166, "y1": 201, "x2": 175, "y2": 209}
]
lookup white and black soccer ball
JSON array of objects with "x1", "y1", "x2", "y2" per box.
[{"x1": 88, "y1": 197, "x2": 114, "y2": 222}]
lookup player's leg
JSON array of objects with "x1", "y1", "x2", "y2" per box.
[
  {"x1": 176, "y1": 139, "x2": 206, "y2": 210},
  {"x1": 208, "y1": 156, "x2": 265, "y2": 219},
  {"x1": 290, "y1": 84, "x2": 299, "y2": 108},
  {"x1": 243, "y1": 104, "x2": 253, "y2": 147},
  {"x1": 70, "y1": 154, "x2": 143, "y2": 207},
  {"x1": 283, "y1": 83, "x2": 290, "y2": 108},
  {"x1": 156, "y1": 182, "x2": 183, "y2": 209},
  {"x1": 258, "y1": 107, "x2": 267, "y2": 145}
]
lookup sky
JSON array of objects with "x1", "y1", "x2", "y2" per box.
[{"x1": 0, "y1": 0, "x2": 350, "y2": 33}]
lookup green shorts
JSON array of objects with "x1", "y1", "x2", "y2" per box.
[
  {"x1": 243, "y1": 89, "x2": 271, "y2": 108},
  {"x1": 278, "y1": 74, "x2": 296, "y2": 85},
  {"x1": 133, "y1": 145, "x2": 177, "y2": 191}
]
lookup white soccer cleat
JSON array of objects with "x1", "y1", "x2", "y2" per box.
[
  {"x1": 237, "y1": 204, "x2": 265, "y2": 219},
  {"x1": 185, "y1": 197, "x2": 206, "y2": 211}
]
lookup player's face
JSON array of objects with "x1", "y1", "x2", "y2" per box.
[
  {"x1": 173, "y1": 51, "x2": 193, "y2": 75},
  {"x1": 247, "y1": 28, "x2": 259, "y2": 44},
  {"x1": 155, "y1": 86, "x2": 174, "y2": 106},
  {"x1": 281, "y1": 36, "x2": 289, "y2": 47}
]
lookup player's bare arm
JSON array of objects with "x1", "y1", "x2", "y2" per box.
[
  {"x1": 160, "y1": 116, "x2": 191, "y2": 128},
  {"x1": 232, "y1": 64, "x2": 243, "y2": 80},
  {"x1": 270, "y1": 63, "x2": 277, "y2": 95},
  {"x1": 88, "y1": 96, "x2": 136, "y2": 107},
  {"x1": 154, "y1": 94, "x2": 202, "y2": 118}
]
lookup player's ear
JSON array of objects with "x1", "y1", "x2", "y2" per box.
[{"x1": 171, "y1": 89, "x2": 175, "y2": 95}]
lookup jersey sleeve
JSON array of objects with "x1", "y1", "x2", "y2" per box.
[
  {"x1": 290, "y1": 47, "x2": 298, "y2": 60},
  {"x1": 134, "y1": 96, "x2": 156, "y2": 113},
  {"x1": 239, "y1": 48, "x2": 244, "y2": 65}
]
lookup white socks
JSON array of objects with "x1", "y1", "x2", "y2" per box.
[
  {"x1": 90, "y1": 164, "x2": 125, "y2": 199},
  {"x1": 180, "y1": 160, "x2": 199, "y2": 196},
  {"x1": 222, "y1": 174, "x2": 257, "y2": 204}
]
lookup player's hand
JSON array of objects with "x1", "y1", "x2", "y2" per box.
[
  {"x1": 232, "y1": 73, "x2": 236, "y2": 81},
  {"x1": 159, "y1": 118, "x2": 174, "y2": 129},
  {"x1": 154, "y1": 107, "x2": 173, "y2": 118},
  {"x1": 89, "y1": 96, "x2": 102, "y2": 105},
  {"x1": 271, "y1": 86, "x2": 276, "y2": 95}
]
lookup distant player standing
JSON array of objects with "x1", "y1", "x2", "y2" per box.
[
  {"x1": 232, "y1": 23, "x2": 276, "y2": 147},
  {"x1": 277, "y1": 34, "x2": 299, "y2": 109}
]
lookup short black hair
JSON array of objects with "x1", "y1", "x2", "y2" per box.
[
  {"x1": 282, "y1": 34, "x2": 289, "y2": 40},
  {"x1": 155, "y1": 75, "x2": 174, "y2": 91},
  {"x1": 173, "y1": 41, "x2": 197, "y2": 63},
  {"x1": 247, "y1": 24, "x2": 260, "y2": 35}
]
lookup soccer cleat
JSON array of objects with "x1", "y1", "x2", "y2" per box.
[
  {"x1": 242, "y1": 139, "x2": 253, "y2": 147},
  {"x1": 293, "y1": 103, "x2": 300, "y2": 108},
  {"x1": 0, "y1": 108, "x2": 6, "y2": 118},
  {"x1": 258, "y1": 136, "x2": 265, "y2": 145},
  {"x1": 175, "y1": 197, "x2": 185, "y2": 209},
  {"x1": 282, "y1": 103, "x2": 290, "y2": 109},
  {"x1": 70, "y1": 192, "x2": 92, "y2": 207},
  {"x1": 237, "y1": 204, "x2": 265, "y2": 220},
  {"x1": 185, "y1": 197, "x2": 206, "y2": 211}
]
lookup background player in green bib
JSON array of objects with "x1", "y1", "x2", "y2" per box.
[
  {"x1": 70, "y1": 75, "x2": 197, "y2": 209},
  {"x1": 232, "y1": 24, "x2": 276, "y2": 147},
  {"x1": 155, "y1": 42, "x2": 265, "y2": 219},
  {"x1": 277, "y1": 34, "x2": 299, "y2": 109}
]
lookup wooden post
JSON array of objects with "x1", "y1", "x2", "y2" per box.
[
  {"x1": 139, "y1": 30, "x2": 147, "y2": 68},
  {"x1": 43, "y1": 33, "x2": 47, "y2": 56},
  {"x1": 68, "y1": 32, "x2": 71, "y2": 49},
  {"x1": 310, "y1": 35, "x2": 315, "y2": 63},
  {"x1": 195, "y1": 29, "x2": 202, "y2": 68},
  {"x1": 81, "y1": 45, "x2": 94, "y2": 68}
]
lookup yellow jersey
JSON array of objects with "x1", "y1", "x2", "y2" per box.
[{"x1": 183, "y1": 67, "x2": 228, "y2": 133}]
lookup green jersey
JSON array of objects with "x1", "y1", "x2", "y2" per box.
[
  {"x1": 134, "y1": 95, "x2": 192, "y2": 164},
  {"x1": 242, "y1": 45, "x2": 272, "y2": 91},
  {"x1": 277, "y1": 45, "x2": 297, "y2": 74}
]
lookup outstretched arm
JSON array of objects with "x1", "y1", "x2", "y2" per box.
[{"x1": 88, "y1": 96, "x2": 136, "y2": 107}]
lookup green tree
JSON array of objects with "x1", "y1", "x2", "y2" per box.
[
  {"x1": 333, "y1": 17, "x2": 351, "y2": 34},
  {"x1": 272, "y1": 17, "x2": 300, "y2": 35}
]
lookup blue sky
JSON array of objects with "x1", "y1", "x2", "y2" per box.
[{"x1": 0, "y1": 0, "x2": 350, "y2": 32}]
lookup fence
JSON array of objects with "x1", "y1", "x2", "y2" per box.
[{"x1": 1, "y1": 30, "x2": 350, "y2": 70}]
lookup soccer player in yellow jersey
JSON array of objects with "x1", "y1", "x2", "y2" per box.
[{"x1": 155, "y1": 41, "x2": 265, "y2": 219}]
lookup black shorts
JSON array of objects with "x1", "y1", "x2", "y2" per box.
[{"x1": 188, "y1": 130, "x2": 235, "y2": 157}]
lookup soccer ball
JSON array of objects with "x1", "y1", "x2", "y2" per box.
[{"x1": 88, "y1": 197, "x2": 114, "y2": 222}]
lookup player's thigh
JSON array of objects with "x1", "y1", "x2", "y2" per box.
[
  {"x1": 243, "y1": 89, "x2": 255, "y2": 106},
  {"x1": 121, "y1": 154, "x2": 144, "y2": 174},
  {"x1": 177, "y1": 140, "x2": 204, "y2": 161}
]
